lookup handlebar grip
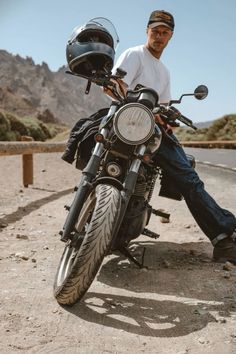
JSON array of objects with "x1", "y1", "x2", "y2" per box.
[
  {"x1": 179, "y1": 115, "x2": 197, "y2": 130},
  {"x1": 179, "y1": 114, "x2": 193, "y2": 125}
]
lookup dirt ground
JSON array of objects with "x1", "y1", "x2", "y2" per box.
[{"x1": 0, "y1": 153, "x2": 236, "y2": 354}]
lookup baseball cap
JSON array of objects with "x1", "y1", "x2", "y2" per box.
[{"x1": 148, "y1": 10, "x2": 175, "y2": 31}]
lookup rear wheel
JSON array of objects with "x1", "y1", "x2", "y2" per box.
[{"x1": 54, "y1": 184, "x2": 121, "y2": 305}]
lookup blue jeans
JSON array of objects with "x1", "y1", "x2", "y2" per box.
[{"x1": 154, "y1": 133, "x2": 236, "y2": 241}]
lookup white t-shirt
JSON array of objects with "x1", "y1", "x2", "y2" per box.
[{"x1": 112, "y1": 45, "x2": 171, "y2": 103}]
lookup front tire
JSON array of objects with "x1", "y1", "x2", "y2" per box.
[{"x1": 54, "y1": 184, "x2": 121, "y2": 305}]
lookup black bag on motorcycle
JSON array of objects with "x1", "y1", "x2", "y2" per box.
[{"x1": 61, "y1": 108, "x2": 109, "y2": 169}]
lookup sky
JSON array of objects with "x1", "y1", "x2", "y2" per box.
[{"x1": 0, "y1": 0, "x2": 236, "y2": 123}]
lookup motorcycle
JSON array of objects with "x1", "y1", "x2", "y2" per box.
[{"x1": 53, "y1": 18, "x2": 208, "y2": 305}]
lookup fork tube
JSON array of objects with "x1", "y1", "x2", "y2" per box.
[
  {"x1": 123, "y1": 144, "x2": 146, "y2": 196},
  {"x1": 111, "y1": 144, "x2": 147, "y2": 245},
  {"x1": 82, "y1": 127, "x2": 108, "y2": 178}
]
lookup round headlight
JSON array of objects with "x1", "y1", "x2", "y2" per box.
[{"x1": 113, "y1": 103, "x2": 155, "y2": 145}]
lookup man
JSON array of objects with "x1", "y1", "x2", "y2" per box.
[{"x1": 110, "y1": 10, "x2": 236, "y2": 263}]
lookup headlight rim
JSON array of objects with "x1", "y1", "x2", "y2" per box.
[{"x1": 113, "y1": 102, "x2": 155, "y2": 145}]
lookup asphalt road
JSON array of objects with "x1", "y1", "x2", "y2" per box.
[{"x1": 184, "y1": 148, "x2": 236, "y2": 171}]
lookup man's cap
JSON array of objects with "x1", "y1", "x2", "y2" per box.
[{"x1": 147, "y1": 10, "x2": 175, "y2": 31}]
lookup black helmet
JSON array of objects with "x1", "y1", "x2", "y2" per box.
[{"x1": 66, "y1": 18, "x2": 119, "y2": 79}]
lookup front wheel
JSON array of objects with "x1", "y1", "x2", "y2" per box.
[{"x1": 53, "y1": 184, "x2": 121, "y2": 305}]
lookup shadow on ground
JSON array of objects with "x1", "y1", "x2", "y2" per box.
[
  {"x1": 64, "y1": 240, "x2": 236, "y2": 337},
  {"x1": 0, "y1": 188, "x2": 73, "y2": 230},
  {"x1": 69, "y1": 291, "x2": 223, "y2": 337}
]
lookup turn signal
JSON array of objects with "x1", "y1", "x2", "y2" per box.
[
  {"x1": 95, "y1": 133, "x2": 104, "y2": 142},
  {"x1": 143, "y1": 154, "x2": 151, "y2": 163}
]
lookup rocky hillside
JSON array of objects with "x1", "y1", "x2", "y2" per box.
[{"x1": 0, "y1": 50, "x2": 110, "y2": 126}]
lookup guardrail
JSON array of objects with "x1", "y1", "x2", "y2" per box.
[
  {"x1": 0, "y1": 140, "x2": 235, "y2": 187},
  {"x1": 0, "y1": 141, "x2": 66, "y2": 187},
  {"x1": 181, "y1": 140, "x2": 236, "y2": 149}
]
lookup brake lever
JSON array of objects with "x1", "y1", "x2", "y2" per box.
[{"x1": 153, "y1": 106, "x2": 197, "y2": 130}]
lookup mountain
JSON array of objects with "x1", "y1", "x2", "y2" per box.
[
  {"x1": 0, "y1": 50, "x2": 110, "y2": 126},
  {"x1": 179, "y1": 120, "x2": 215, "y2": 130},
  {"x1": 193, "y1": 120, "x2": 215, "y2": 129}
]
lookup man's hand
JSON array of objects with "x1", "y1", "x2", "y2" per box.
[
  {"x1": 154, "y1": 113, "x2": 178, "y2": 131},
  {"x1": 154, "y1": 113, "x2": 165, "y2": 125},
  {"x1": 103, "y1": 79, "x2": 127, "y2": 100}
]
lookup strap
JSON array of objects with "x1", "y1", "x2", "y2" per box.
[
  {"x1": 231, "y1": 231, "x2": 236, "y2": 242},
  {"x1": 211, "y1": 233, "x2": 228, "y2": 246}
]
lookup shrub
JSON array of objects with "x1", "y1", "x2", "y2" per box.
[
  {"x1": 175, "y1": 114, "x2": 236, "y2": 142},
  {"x1": 0, "y1": 111, "x2": 11, "y2": 140},
  {"x1": 38, "y1": 121, "x2": 52, "y2": 139},
  {"x1": 0, "y1": 110, "x2": 68, "y2": 141},
  {"x1": 5, "y1": 112, "x2": 28, "y2": 137},
  {"x1": 206, "y1": 115, "x2": 236, "y2": 141},
  {"x1": 20, "y1": 116, "x2": 49, "y2": 141}
]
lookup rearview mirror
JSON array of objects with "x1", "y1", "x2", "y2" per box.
[{"x1": 194, "y1": 85, "x2": 208, "y2": 100}]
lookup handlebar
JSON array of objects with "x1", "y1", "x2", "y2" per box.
[{"x1": 66, "y1": 70, "x2": 199, "y2": 130}]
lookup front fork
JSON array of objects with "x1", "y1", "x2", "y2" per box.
[
  {"x1": 110, "y1": 144, "x2": 147, "y2": 247},
  {"x1": 60, "y1": 135, "x2": 146, "y2": 244},
  {"x1": 60, "y1": 136, "x2": 111, "y2": 242},
  {"x1": 60, "y1": 105, "x2": 120, "y2": 242}
]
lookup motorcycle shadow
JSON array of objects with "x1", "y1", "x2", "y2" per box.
[
  {"x1": 66, "y1": 240, "x2": 234, "y2": 337},
  {"x1": 98, "y1": 240, "x2": 215, "y2": 299},
  {"x1": 69, "y1": 291, "x2": 220, "y2": 338}
]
